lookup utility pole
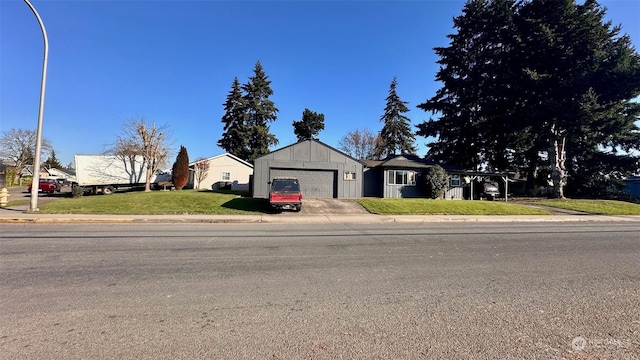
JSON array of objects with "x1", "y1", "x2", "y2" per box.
[{"x1": 24, "y1": 0, "x2": 49, "y2": 211}]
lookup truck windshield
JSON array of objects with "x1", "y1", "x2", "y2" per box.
[{"x1": 272, "y1": 180, "x2": 300, "y2": 192}]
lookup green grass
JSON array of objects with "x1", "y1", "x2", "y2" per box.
[
  {"x1": 35, "y1": 190, "x2": 270, "y2": 215},
  {"x1": 18, "y1": 190, "x2": 640, "y2": 216},
  {"x1": 357, "y1": 198, "x2": 552, "y2": 215},
  {"x1": 534, "y1": 199, "x2": 640, "y2": 215},
  {"x1": 5, "y1": 199, "x2": 30, "y2": 208}
]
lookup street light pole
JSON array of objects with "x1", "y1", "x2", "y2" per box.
[{"x1": 24, "y1": 0, "x2": 49, "y2": 212}]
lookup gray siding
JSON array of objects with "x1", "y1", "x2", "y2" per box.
[
  {"x1": 444, "y1": 186, "x2": 464, "y2": 200},
  {"x1": 381, "y1": 168, "x2": 464, "y2": 199},
  {"x1": 253, "y1": 140, "x2": 363, "y2": 199},
  {"x1": 383, "y1": 168, "x2": 421, "y2": 198}
]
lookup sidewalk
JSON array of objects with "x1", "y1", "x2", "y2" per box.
[{"x1": 2, "y1": 205, "x2": 639, "y2": 224}]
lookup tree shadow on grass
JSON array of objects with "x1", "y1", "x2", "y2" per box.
[{"x1": 221, "y1": 197, "x2": 272, "y2": 213}]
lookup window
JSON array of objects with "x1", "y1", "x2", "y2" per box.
[
  {"x1": 221, "y1": 172, "x2": 230, "y2": 181},
  {"x1": 450, "y1": 174, "x2": 461, "y2": 187},
  {"x1": 344, "y1": 171, "x2": 356, "y2": 180},
  {"x1": 388, "y1": 170, "x2": 415, "y2": 185},
  {"x1": 271, "y1": 179, "x2": 300, "y2": 192}
]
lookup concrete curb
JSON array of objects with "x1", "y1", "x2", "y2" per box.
[{"x1": 1, "y1": 210, "x2": 639, "y2": 224}]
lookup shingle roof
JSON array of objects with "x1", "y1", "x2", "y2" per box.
[
  {"x1": 189, "y1": 153, "x2": 253, "y2": 168},
  {"x1": 364, "y1": 154, "x2": 462, "y2": 171},
  {"x1": 255, "y1": 139, "x2": 365, "y2": 164}
]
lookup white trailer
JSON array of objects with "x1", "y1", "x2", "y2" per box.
[{"x1": 73, "y1": 155, "x2": 161, "y2": 195}]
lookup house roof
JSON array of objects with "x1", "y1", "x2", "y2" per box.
[
  {"x1": 190, "y1": 153, "x2": 253, "y2": 168},
  {"x1": 361, "y1": 159, "x2": 384, "y2": 168},
  {"x1": 45, "y1": 167, "x2": 74, "y2": 178},
  {"x1": 21, "y1": 165, "x2": 34, "y2": 175},
  {"x1": 364, "y1": 155, "x2": 516, "y2": 182},
  {"x1": 256, "y1": 139, "x2": 364, "y2": 164},
  {"x1": 363, "y1": 154, "x2": 462, "y2": 171}
]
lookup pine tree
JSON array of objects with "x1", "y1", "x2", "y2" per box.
[
  {"x1": 516, "y1": 0, "x2": 640, "y2": 197},
  {"x1": 417, "y1": 0, "x2": 640, "y2": 197},
  {"x1": 42, "y1": 149, "x2": 63, "y2": 169},
  {"x1": 378, "y1": 77, "x2": 416, "y2": 157},
  {"x1": 242, "y1": 61, "x2": 279, "y2": 162},
  {"x1": 218, "y1": 77, "x2": 250, "y2": 160},
  {"x1": 417, "y1": 0, "x2": 520, "y2": 171},
  {"x1": 172, "y1": 145, "x2": 189, "y2": 190},
  {"x1": 293, "y1": 109, "x2": 325, "y2": 141}
]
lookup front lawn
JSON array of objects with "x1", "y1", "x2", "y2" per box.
[
  {"x1": 357, "y1": 198, "x2": 552, "y2": 215},
  {"x1": 533, "y1": 199, "x2": 640, "y2": 215},
  {"x1": 22, "y1": 191, "x2": 640, "y2": 216},
  {"x1": 35, "y1": 190, "x2": 270, "y2": 215}
]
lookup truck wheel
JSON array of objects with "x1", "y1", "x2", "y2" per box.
[
  {"x1": 102, "y1": 186, "x2": 115, "y2": 195},
  {"x1": 295, "y1": 204, "x2": 302, "y2": 212}
]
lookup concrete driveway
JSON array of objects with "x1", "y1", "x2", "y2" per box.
[
  {"x1": 297, "y1": 198, "x2": 370, "y2": 215},
  {"x1": 5, "y1": 186, "x2": 70, "y2": 199}
]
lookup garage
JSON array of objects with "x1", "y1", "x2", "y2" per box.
[
  {"x1": 253, "y1": 140, "x2": 363, "y2": 199},
  {"x1": 270, "y1": 168, "x2": 337, "y2": 198}
]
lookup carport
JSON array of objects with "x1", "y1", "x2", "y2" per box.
[{"x1": 455, "y1": 171, "x2": 513, "y2": 202}]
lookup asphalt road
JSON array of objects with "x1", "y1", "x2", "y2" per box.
[{"x1": 1, "y1": 222, "x2": 639, "y2": 359}]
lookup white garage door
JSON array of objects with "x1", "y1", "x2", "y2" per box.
[{"x1": 270, "y1": 169, "x2": 337, "y2": 198}]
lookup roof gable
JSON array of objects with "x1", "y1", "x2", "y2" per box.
[
  {"x1": 190, "y1": 153, "x2": 253, "y2": 168},
  {"x1": 255, "y1": 139, "x2": 364, "y2": 164},
  {"x1": 365, "y1": 154, "x2": 462, "y2": 171}
]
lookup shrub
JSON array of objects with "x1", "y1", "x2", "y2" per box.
[
  {"x1": 172, "y1": 145, "x2": 189, "y2": 190},
  {"x1": 72, "y1": 185, "x2": 84, "y2": 198},
  {"x1": 420, "y1": 165, "x2": 449, "y2": 199}
]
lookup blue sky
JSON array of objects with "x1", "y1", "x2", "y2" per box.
[{"x1": 1, "y1": 0, "x2": 639, "y2": 167}]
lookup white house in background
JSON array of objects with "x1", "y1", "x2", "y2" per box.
[
  {"x1": 23, "y1": 165, "x2": 76, "y2": 183},
  {"x1": 188, "y1": 153, "x2": 253, "y2": 191}
]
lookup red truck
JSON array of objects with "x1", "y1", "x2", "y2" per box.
[
  {"x1": 28, "y1": 179, "x2": 61, "y2": 194},
  {"x1": 269, "y1": 177, "x2": 303, "y2": 212}
]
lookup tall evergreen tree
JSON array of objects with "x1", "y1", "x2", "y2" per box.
[
  {"x1": 516, "y1": 0, "x2": 640, "y2": 197},
  {"x1": 378, "y1": 77, "x2": 416, "y2": 157},
  {"x1": 418, "y1": 0, "x2": 640, "y2": 197},
  {"x1": 293, "y1": 109, "x2": 325, "y2": 141},
  {"x1": 42, "y1": 149, "x2": 63, "y2": 169},
  {"x1": 242, "y1": 61, "x2": 279, "y2": 162},
  {"x1": 172, "y1": 145, "x2": 189, "y2": 190},
  {"x1": 475, "y1": 0, "x2": 524, "y2": 172},
  {"x1": 417, "y1": 0, "x2": 520, "y2": 171},
  {"x1": 218, "y1": 77, "x2": 250, "y2": 160}
]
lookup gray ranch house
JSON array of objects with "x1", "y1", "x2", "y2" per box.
[
  {"x1": 253, "y1": 140, "x2": 509, "y2": 200},
  {"x1": 253, "y1": 139, "x2": 363, "y2": 199},
  {"x1": 362, "y1": 155, "x2": 465, "y2": 199}
]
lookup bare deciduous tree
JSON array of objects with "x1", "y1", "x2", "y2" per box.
[
  {"x1": 338, "y1": 129, "x2": 379, "y2": 160},
  {"x1": 0, "y1": 128, "x2": 53, "y2": 185},
  {"x1": 549, "y1": 124, "x2": 567, "y2": 199},
  {"x1": 114, "y1": 118, "x2": 171, "y2": 192},
  {"x1": 193, "y1": 157, "x2": 210, "y2": 190}
]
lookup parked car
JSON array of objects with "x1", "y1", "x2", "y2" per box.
[
  {"x1": 464, "y1": 181, "x2": 500, "y2": 200},
  {"x1": 28, "y1": 179, "x2": 61, "y2": 194},
  {"x1": 481, "y1": 182, "x2": 500, "y2": 200},
  {"x1": 269, "y1": 177, "x2": 303, "y2": 212}
]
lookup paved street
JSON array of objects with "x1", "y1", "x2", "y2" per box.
[{"x1": 1, "y1": 222, "x2": 639, "y2": 359}]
